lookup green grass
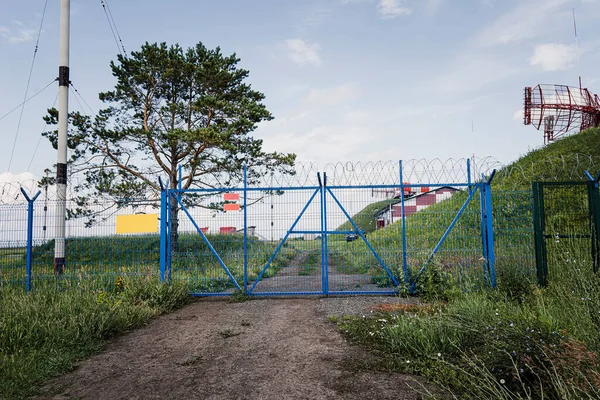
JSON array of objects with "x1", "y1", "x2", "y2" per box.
[
  {"x1": 1, "y1": 233, "x2": 300, "y2": 294},
  {"x1": 0, "y1": 276, "x2": 190, "y2": 399},
  {"x1": 338, "y1": 238, "x2": 600, "y2": 398}
]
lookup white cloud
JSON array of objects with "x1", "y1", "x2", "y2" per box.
[
  {"x1": 475, "y1": 0, "x2": 569, "y2": 46},
  {"x1": 513, "y1": 109, "x2": 524, "y2": 121},
  {"x1": 429, "y1": 52, "x2": 522, "y2": 95},
  {"x1": 303, "y1": 83, "x2": 359, "y2": 106},
  {"x1": 285, "y1": 39, "x2": 322, "y2": 66},
  {"x1": 0, "y1": 20, "x2": 37, "y2": 44},
  {"x1": 0, "y1": 172, "x2": 38, "y2": 204},
  {"x1": 294, "y1": 6, "x2": 333, "y2": 36},
  {"x1": 425, "y1": 0, "x2": 444, "y2": 14},
  {"x1": 529, "y1": 43, "x2": 577, "y2": 71},
  {"x1": 377, "y1": 0, "x2": 412, "y2": 18},
  {"x1": 259, "y1": 123, "x2": 378, "y2": 163}
]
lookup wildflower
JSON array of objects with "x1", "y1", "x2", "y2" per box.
[
  {"x1": 406, "y1": 360, "x2": 410, "y2": 363},
  {"x1": 509, "y1": 323, "x2": 514, "y2": 327},
  {"x1": 495, "y1": 312, "x2": 499, "y2": 316},
  {"x1": 500, "y1": 379, "x2": 505, "y2": 384},
  {"x1": 437, "y1": 353, "x2": 441, "y2": 357}
]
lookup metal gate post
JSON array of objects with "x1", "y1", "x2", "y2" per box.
[
  {"x1": 159, "y1": 188, "x2": 168, "y2": 282},
  {"x1": 318, "y1": 173, "x2": 325, "y2": 293},
  {"x1": 399, "y1": 160, "x2": 408, "y2": 282},
  {"x1": 479, "y1": 181, "x2": 488, "y2": 280},
  {"x1": 166, "y1": 189, "x2": 173, "y2": 283},
  {"x1": 321, "y1": 172, "x2": 329, "y2": 295},
  {"x1": 484, "y1": 180, "x2": 496, "y2": 288},
  {"x1": 585, "y1": 172, "x2": 600, "y2": 273},
  {"x1": 20, "y1": 188, "x2": 41, "y2": 293},
  {"x1": 243, "y1": 164, "x2": 248, "y2": 293}
]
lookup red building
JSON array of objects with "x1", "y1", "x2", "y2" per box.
[{"x1": 374, "y1": 186, "x2": 458, "y2": 228}]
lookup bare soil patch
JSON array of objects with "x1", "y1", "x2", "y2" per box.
[{"x1": 37, "y1": 297, "x2": 432, "y2": 400}]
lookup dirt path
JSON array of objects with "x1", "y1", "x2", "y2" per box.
[{"x1": 38, "y1": 297, "x2": 430, "y2": 400}]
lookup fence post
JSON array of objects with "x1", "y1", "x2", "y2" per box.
[
  {"x1": 159, "y1": 178, "x2": 167, "y2": 283},
  {"x1": 323, "y1": 172, "x2": 329, "y2": 296},
  {"x1": 318, "y1": 173, "x2": 325, "y2": 294},
  {"x1": 532, "y1": 182, "x2": 548, "y2": 286},
  {"x1": 399, "y1": 160, "x2": 408, "y2": 283},
  {"x1": 20, "y1": 188, "x2": 41, "y2": 293},
  {"x1": 243, "y1": 163, "x2": 248, "y2": 293},
  {"x1": 585, "y1": 171, "x2": 600, "y2": 274},
  {"x1": 479, "y1": 178, "x2": 489, "y2": 280},
  {"x1": 484, "y1": 179, "x2": 496, "y2": 288},
  {"x1": 467, "y1": 158, "x2": 472, "y2": 195}
]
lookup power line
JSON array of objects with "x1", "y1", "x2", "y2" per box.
[
  {"x1": 6, "y1": 0, "x2": 50, "y2": 173},
  {"x1": 70, "y1": 83, "x2": 97, "y2": 117},
  {"x1": 0, "y1": 79, "x2": 57, "y2": 124},
  {"x1": 27, "y1": 90, "x2": 59, "y2": 171},
  {"x1": 101, "y1": 0, "x2": 126, "y2": 56}
]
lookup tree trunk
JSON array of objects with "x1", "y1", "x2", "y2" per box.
[{"x1": 169, "y1": 193, "x2": 179, "y2": 252}]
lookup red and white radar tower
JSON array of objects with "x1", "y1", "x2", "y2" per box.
[{"x1": 524, "y1": 84, "x2": 600, "y2": 144}]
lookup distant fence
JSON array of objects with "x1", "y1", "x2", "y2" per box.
[{"x1": 1, "y1": 156, "x2": 598, "y2": 294}]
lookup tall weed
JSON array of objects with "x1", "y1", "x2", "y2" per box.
[{"x1": 0, "y1": 277, "x2": 189, "y2": 399}]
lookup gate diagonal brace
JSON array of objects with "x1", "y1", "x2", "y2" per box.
[
  {"x1": 172, "y1": 193, "x2": 242, "y2": 291},
  {"x1": 248, "y1": 187, "x2": 321, "y2": 294},
  {"x1": 409, "y1": 184, "x2": 480, "y2": 293},
  {"x1": 326, "y1": 187, "x2": 399, "y2": 287},
  {"x1": 584, "y1": 170, "x2": 600, "y2": 186}
]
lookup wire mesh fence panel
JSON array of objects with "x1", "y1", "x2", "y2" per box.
[
  {"x1": 247, "y1": 188, "x2": 322, "y2": 295},
  {"x1": 542, "y1": 183, "x2": 595, "y2": 281},
  {"x1": 24, "y1": 200, "x2": 161, "y2": 291},
  {"x1": 400, "y1": 188, "x2": 485, "y2": 290},
  {"x1": 325, "y1": 187, "x2": 402, "y2": 294},
  {"x1": 0, "y1": 204, "x2": 28, "y2": 287},
  {"x1": 493, "y1": 190, "x2": 536, "y2": 283},
  {"x1": 170, "y1": 190, "x2": 244, "y2": 295}
]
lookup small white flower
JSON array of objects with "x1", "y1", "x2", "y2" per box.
[
  {"x1": 509, "y1": 323, "x2": 514, "y2": 327},
  {"x1": 437, "y1": 353, "x2": 441, "y2": 357},
  {"x1": 500, "y1": 379, "x2": 506, "y2": 384},
  {"x1": 406, "y1": 360, "x2": 410, "y2": 363}
]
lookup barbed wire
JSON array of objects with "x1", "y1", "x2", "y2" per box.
[
  {"x1": 2, "y1": 156, "x2": 598, "y2": 205},
  {"x1": 494, "y1": 153, "x2": 600, "y2": 189}
]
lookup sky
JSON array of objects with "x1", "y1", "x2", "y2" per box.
[{"x1": 1, "y1": 0, "x2": 599, "y2": 189}]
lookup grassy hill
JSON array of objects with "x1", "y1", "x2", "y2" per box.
[{"x1": 494, "y1": 127, "x2": 600, "y2": 188}]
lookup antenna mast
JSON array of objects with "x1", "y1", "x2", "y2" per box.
[
  {"x1": 573, "y1": 8, "x2": 582, "y2": 90},
  {"x1": 54, "y1": 0, "x2": 70, "y2": 274}
]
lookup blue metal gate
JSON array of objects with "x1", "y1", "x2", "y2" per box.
[{"x1": 159, "y1": 161, "x2": 497, "y2": 296}]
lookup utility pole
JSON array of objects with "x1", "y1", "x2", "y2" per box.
[{"x1": 54, "y1": 0, "x2": 70, "y2": 274}]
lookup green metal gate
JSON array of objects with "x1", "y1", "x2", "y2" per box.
[{"x1": 532, "y1": 177, "x2": 600, "y2": 286}]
